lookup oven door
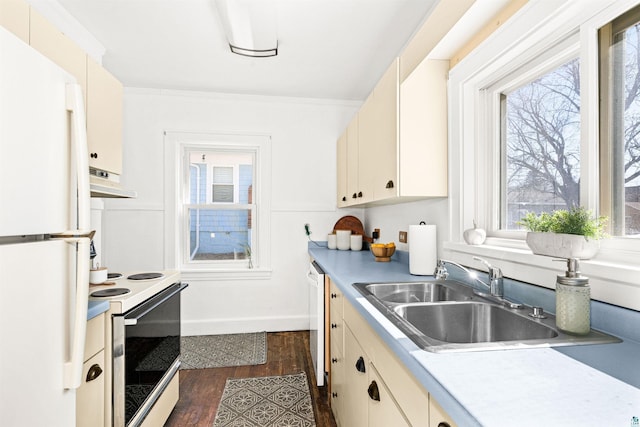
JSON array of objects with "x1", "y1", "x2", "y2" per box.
[{"x1": 112, "y1": 282, "x2": 188, "y2": 427}]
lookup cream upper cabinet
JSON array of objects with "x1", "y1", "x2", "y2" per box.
[
  {"x1": 336, "y1": 130, "x2": 349, "y2": 207},
  {"x1": 346, "y1": 116, "x2": 360, "y2": 204},
  {"x1": 29, "y1": 8, "x2": 87, "y2": 102},
  {"x1": 356, "y1": 93, "x2": 376, "y2": 204},
  {"x1": 87, "y1": 57, "x2": 123, "y2": 175},
  {"x1": 0, "y1": 0, "x2": 29, "y2": 43},
  {"x1": 336, "y1": 56, "x2": 448, "y2": 208},
  {"x1": 399, "y1": 58, "x2": 448, "y2": 198},
  {"x1": 371, "y1": 59, "x2": 399, "y2": 202}
]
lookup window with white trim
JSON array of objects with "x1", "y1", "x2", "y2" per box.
[{"x1": 164, "y1": 131, "x2": 271, "y2": 274}]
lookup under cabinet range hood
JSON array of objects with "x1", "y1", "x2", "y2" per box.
[{"x1": 90, "y1": 168, "x2": 137, "y2": 198}]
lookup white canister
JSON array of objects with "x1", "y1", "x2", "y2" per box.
[
  {"x1": 336, "y1": 230, "x2": 351, "y2": 250},
  {"x1": 90, "y1": 267, "x2": 108, "y2": 284},
  {"x1": 350, "y1": 234, "x2": 363, "y2": 251},
  {"x1": 327, "y1": 233, "x2": 337, "y2": 249}
]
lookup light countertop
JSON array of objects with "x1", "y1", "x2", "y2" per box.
[
  {"x1": 87, "y1": 300, "x2": 109, "y2": 320},
  {"x1": 309, "y1": 245, "x2": 640, "y2": 426}
]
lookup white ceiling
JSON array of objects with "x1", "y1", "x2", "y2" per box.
[
  {"x1": 54, "y1": 0, "x2": 442, "y2": 100},
  {"x1": 48, "y1": 0, "x2": 513, "y2": 101}
]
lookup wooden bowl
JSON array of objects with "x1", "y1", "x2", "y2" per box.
[{"x1": 370, "y1": 245, "x2": 396, "y2": 262}]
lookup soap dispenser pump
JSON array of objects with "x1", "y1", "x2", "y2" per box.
[{"x1": 555, "y1": 258, "x2": 591, "y2": 335}]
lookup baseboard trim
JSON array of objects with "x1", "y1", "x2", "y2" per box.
[{"x1": 182, "y1": 315, "x2": 310, "y2": 336}]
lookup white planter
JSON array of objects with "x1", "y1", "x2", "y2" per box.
[{"x1": 525, "y1": 232, "x2": 600, "y2": 259}]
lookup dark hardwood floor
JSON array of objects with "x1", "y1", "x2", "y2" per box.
[{"x1": 165, "y1": 331, "x2": 337, "y2": 427}]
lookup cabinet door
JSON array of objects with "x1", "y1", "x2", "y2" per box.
[
  {"x1": 76, "y1": 350, "x2": 105, "y2": 427},
  {"x1": 399, "y1": 59, "x2": 448, "y2": 197},
  {"x1": 87, "y1": 57, "x2": 123, "y2": 175},
  {"x1": 336, "y1": 130, "x2": 349, "y2": 207},
  {"x1": 0, "y1": 0, "x2": 29, "y2": 43},
  {"x1": 342, "y1": 325, "x2": 369, "y2": 427},
  {"x1": 346, "y1": 116, "x2": 359, "y2": 204},
  {"x1": 429, "y1": 397, "x2": 457, "y2": 427},
  {"x1": 372, "y1": 59, "x2": 399, "y2": 202},
  {"x1": 368, "y1": 364, "x2": 411, "y2": 427},
  {"x1": 329, "y1": 339, "x2": 345, "y2": 426},
  {"x1": 29, "y1": 8, "x2": 87, "y2": 100},
  {"x1": 356, "y1": 93, "x2": 376, "y2": 204}
]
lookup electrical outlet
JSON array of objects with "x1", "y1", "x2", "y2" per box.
[{"x1": 399, "y1": 231, "x2": 407, "y2": 243}]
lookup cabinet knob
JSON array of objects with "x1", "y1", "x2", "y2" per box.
[
  {"x1": 332, "y1": 392, "x2": 338, "y2": 398},
  {"x1": 385, "y1": 180, "x2": 394, "y2": 189},
  {"x1": 357, "y1": 191, "x2": 363, "y2": 198},
  {"x1": 355, "y1": 356, "x2": 366, "y2": 373},
  {"x1": 331, "y1": 323, "x2": 338, "y2": 329},
  {"x1": 332, "y1": 357, "x2": 338, "y2": 363},
  {"x1": 352, "y1": 193, "x2": 357, "y2": 199},
  {"x1": 367, "y1": 380, "x2": 380, "y2": 401},
  {"x1": 90, "y1": 152, "x2": 98, "y2": 159},
  {"x1": 331, "y1": 293, "x2": 337, "y2": 299},
  {"x1": 437, "y1": 423, "x2": 451, "y2": 427},
  {"x1": 342, "y1": 196, "x2": 347, "y2": 202},
  {"x1": 86, "y1": 364, "x2": 103, "y2": 382}
]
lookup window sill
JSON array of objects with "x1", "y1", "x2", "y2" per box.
[
  {"x1": 180, "y1": 268, "x2": 273, "y2": 281},
  {"x1": 443, "y1": 239, "x2": 640, "y2": 312}
]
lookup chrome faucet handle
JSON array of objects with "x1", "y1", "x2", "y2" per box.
[
  {"x1": 434, "y1": 259, "x2": 449, "y2": 280},
  {"x1": 472, "y1": 256, "x2": 504, "y2": 297}
]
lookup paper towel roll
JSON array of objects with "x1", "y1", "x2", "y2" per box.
[{"x1": 409, "y1": 224, "x2": 437, "y2": 275}]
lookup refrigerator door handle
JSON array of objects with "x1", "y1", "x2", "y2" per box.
[{"x1": 61, "y1": 82, "x2": 91, "y2": 390}]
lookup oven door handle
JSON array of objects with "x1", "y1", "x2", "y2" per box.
[{"x1": 124, "y1": 282, "x2": 189, "y2": 325}]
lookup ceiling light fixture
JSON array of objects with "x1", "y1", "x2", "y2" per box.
[{"x1": 214, "y1": 0, "x2": 278, "y2": 58}]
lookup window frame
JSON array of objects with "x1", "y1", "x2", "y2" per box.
[{"x1": 164, "y1": 131, "x2": 272, "y2": 279}]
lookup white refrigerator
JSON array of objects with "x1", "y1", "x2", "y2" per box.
[{"x1": 0, "y1": 27, "x2": 92, "y2": 426}]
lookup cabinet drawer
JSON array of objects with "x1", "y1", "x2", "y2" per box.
[
  {"x1": 84, "y1": 313, "x2": 105, "y2": 361},
  {"x1": 329, "y1": 339, "x2": 344, "y2": 426}
]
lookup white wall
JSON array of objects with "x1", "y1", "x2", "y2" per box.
[{"x1": 101, "y1": 88, "x2": 363, "y2": 334}]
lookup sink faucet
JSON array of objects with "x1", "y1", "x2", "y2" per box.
[
  {"x1": 434, "y1": 258, "x2": 522, "y2": 308},
  {"x1": 472, "y1": 256, "x2": 503, "y2": 297}
]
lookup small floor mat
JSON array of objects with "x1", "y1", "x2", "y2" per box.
[
  {"x1": 213, "y1": 372, "x2": 316, "y2": 427},
  {"x1": 181, "y1": 332, "x2": 267, "y2": 369}
]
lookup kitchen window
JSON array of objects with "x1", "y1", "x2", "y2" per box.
[
  {"x1": 446, "y1": 1, "x2": 640, "y2": 312},
  {"x1": 499, "y1": 57, "x2": 581, "y2": 230},
  {"x1": 164, "y1": 131, "x2": 272, "y2": 276}
]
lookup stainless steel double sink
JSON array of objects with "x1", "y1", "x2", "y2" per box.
[{"x1": 353, "y1": 280, "x2": 620, "y2": 353}]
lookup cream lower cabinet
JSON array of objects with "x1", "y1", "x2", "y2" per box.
[
  {"x1": 328, "y1": 277, "x2": 457, "y2": 427},
  {"x1": 342, "y1": 324, "x2": 410, "y2": 427},
  {"x1": 77, "y1": 313, "x2": 106, "y2": 427}
]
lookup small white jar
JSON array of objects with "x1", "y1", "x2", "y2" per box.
[
  {"x1": 336, "y1": 230, "x2": 351, "y2": 250},
  {"x1": 327, "y1": 233, "x2": 337, "y2": 249},
  {"x1": 350, "y1": 234, "x2": 363, "y2": 251}
]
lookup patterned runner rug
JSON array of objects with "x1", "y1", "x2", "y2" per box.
[
  {"x1": 213, "y1": 372, "x2": 316, "y2": 427},
  {"x1": 181, "y1": 332, "x2": 267, "y2": 369}
]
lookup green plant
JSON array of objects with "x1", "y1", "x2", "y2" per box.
[{"x1": 517, "y1": 207, "x2": 608, "y2": 240}]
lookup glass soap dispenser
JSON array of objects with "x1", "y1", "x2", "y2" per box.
[{"x1": 555, "y1": 258, "x2": 591, "y2": 335}]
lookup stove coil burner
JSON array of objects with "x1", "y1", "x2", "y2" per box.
[
  {"x1": 108, "y1": 273, "x2": 123, "y2": 280},
  {"x1": 127, "y1": 272, "x2": 164, "y2": 281},
  {"x1": 91, "y1": 288, "x2": 131, "y2": 298}
]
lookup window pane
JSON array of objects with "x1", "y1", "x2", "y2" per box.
[
  {"x1": 502, "y1": 58, "x2": 581, "y2": 229},
  {"x1": 610, "y1": 16, "x2": 640, "y2": 236},
  {"x1": 189, "y1": 209, "x2": 252, "y2": 261}
]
